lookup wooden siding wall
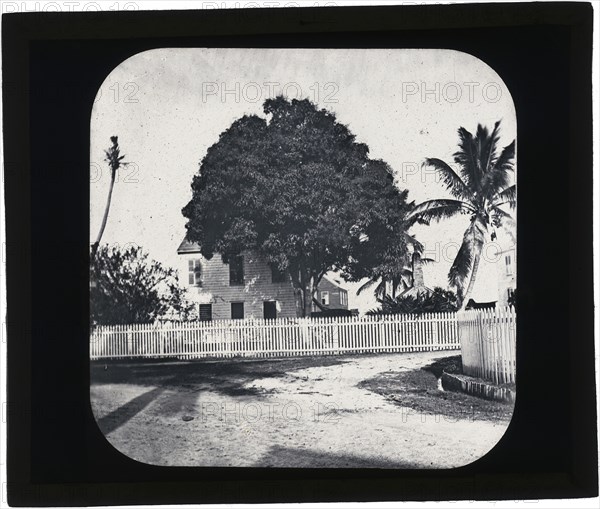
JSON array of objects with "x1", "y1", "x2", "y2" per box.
[
  {"x1": 181, "y1": 251, "x2": 300, "y2": 319},
  {"x1": 315, "y1": 277, "x2": 348, "y2": 310}
]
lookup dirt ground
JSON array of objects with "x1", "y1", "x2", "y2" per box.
[{"x1": 90, "y1": 351, "x2": 514, "y2": 468}]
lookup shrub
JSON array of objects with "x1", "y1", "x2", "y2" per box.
[{"x1": 367, "y1": 287, "x2": 459, "y2": 315}]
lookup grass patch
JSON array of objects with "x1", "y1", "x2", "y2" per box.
[{"x1": 359, "y1": 356, "x2": 514, "y2": 423}]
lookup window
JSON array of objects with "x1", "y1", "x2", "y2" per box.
[
  {"x1": 321, "y1": 291, "x2": 329, "y2": 306},
  {"x1": 263, "y1": 301, "x2": 277, "y2": 319},
  {"x1": 231, "y1": 302, "x2": 244, "y2": 320},
  {"x1": 340, "y1": 291, "x2": 347, "y2": 307},
  {"x1": 199, "y1": 304, "x2": 212, "y2": 322},
  {"x1": 505, "y1": 254, "x2": 513, "y2": 275},
  {"x1": 271, "y1": 264, "x2": 286, "y2": 283},
  {"x1": 188, "y1": 259, "x2": 202, "y2": 286},
  {"x1": 229, "y1": 255, "x2": 244, "y2": 285}
]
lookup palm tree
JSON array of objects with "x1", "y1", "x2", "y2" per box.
[
  {"x1": 356, "y1": 268, "x2": 412, "y2": 301},
  {"x1": 407, "y1": 121, "x2": 516, "y2": 309},
  {"x1": 356, "y1": 235, "x2": 433, "y2": 300},
  {"x1": 91, "y1": 136, "x2": 126, "y2": 258}
]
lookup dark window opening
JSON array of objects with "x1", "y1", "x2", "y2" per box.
[
  {"x1": 271, "y1": 265, "x2": 286, "y2": 283},
  {"x1": 199, "y1": 304, "x2": 212, "y2": 322},
  {"x1": 231, "y1": 302, "x2": 244, "y2": 320},
  {"x1": 263, "y1": 301, "x2": 277, "y2": 319},
  {"x1": 229, "y1": 255, "x2": 244, "y2": 285}
]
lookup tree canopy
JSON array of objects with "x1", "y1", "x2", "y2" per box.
[
  {"x1": 183, "y1": 96, "x2": 415, "y2": 316},
  {"x1": 90, "y1": 245, "x2": 193, "y2": 325}
]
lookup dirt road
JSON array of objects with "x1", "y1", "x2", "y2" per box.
[{"x1": 90, "y1": 351, "x2": 512, "y2": 468}]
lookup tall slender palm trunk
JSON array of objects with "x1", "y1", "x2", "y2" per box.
[
  {"x1": 460, "y1": 248, "x2": 482, "y2": 309},
  {"x1": 92, "y1": 173, "x2": 116, "y2": 258}
]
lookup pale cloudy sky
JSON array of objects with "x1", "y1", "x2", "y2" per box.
[{"x1": 90, "y1": 48, "x2": 516, "y2": 313}]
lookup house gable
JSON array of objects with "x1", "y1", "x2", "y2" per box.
[{"x1": 315, "y1": 274, "x2": 349, "y2": 310}]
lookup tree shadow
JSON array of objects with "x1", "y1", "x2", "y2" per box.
[
  {"x1": 90, "y1": 356, "x2": 347, "y2": 398},
  {"x1": 96, "y1": 386, "x2": 166, "y2": 435},
  {"x1": 254, "y1": 444, "x2": 418, "y2": 469}
]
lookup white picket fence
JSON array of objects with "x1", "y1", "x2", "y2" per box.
[
  {"x1": 457, "y1": 307, "x2": 517, "y2": 384},
  {"x1": 90, "y1": 312, "x2": 461, "y2": 360}
]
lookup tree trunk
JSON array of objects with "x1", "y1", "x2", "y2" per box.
[
  {"x1": 302, "y1": 274, "x2": 317, "y2": 317},
  {"x1": 302, "y1": 284, "x2": 312, "y2": 317},
  {"x1": 92, "y1": 172, "x2": 116, "y2": 258},
  {"x1": 460, "y1": 248, "x2": 482, "y2": 310}
]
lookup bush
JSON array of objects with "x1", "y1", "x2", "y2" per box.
[{"x1": 367, "y1": 287, "x2": 459, "y2": 315}]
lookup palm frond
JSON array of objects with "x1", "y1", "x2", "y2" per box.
[
  {"x1": 422, "y1": 158, "x2": 471, "y2": 200},
  {"x1": 480, "y1": 120, "x2": 501, "y2": 177},
  {"x1": 492, "y1": 184, "x2": 516, "y2": 208},
  {"x1": 481, "y1": 141, "x2": 515, "y2": 200},
  {"x1": 453, "y1": 127, "x2": 479, "y2": 191},
  {"x1": 495, "y1": 140, "x2": 516, "y2": 173},
  {"x1": 374, "y1": 280, "x2": 388, "y2": 299},
  {"x1": 357, "y1": 277, "x2": 389, "y2": 299},
  {"x1": 356, "y1": 278, "x2": 377, "y2": 296},
  {"x1": 490, "y1": 205, "x2": 513, "y2": 221},
  {"x1": 407, "y1": 199, "x2": 472, "y2": 224},
  {"x1": 490, "y1": 206, "x2": 516, "y2": 241},
  {"x1": 403, "y1": 232, "x2": 424, "y2": 253}
]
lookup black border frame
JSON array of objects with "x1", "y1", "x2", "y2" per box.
[{"x1": 3, "y1": 2, "x2": 597, "y2": 505}]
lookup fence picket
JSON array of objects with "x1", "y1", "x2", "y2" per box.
[
  {"x1": 457, "y1": 307, "x2": 516, "y2": 384},
  {"x1": 89, "y1": 310, "x2": 504, "y2": 366}
]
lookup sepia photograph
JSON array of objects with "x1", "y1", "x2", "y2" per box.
[{"x1": 88, "y1": 47, "x2": 517, "y2": 468}]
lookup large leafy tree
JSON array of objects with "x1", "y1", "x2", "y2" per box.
[
  {"x1": 408, "y1": 121, "x2": 516, "y2": 308},
  {"x1": 90, "y1": 245, "x2": 193, "y2": 325},
  {"x1": 183, "y1": 96, "x2": 414, "y2": 316}
]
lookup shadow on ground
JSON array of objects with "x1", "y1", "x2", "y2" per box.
[
  {"x1": 254, "y1": 445, "x2": 416, "y2": 469},
  {"x1": 91, "y1": 356, "x2": 348, "y2": 398},
  {"x1": 96, "y1": 386, "x2": 167, "y2": 435}
]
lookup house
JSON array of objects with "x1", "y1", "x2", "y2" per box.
[
  {"x1": 177, "y1": 238, "x2": 349, "y2": 320},
  {"x1": 312, "y1": 274, "x2": 349, "y2": 312},
  {"x1": 496, "y1": 238, "x2": 516, "y2": 307}
]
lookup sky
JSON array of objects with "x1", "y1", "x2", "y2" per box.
[{"x1": 90, "y1": 48, "x2": 517, "y2": 313}]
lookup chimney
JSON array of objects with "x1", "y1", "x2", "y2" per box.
[{"x1": 412, "y1": 252, "x2": 425, "y2": 287}]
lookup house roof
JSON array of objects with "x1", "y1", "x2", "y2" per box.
[
  {"x1": 321, "y1": 274, "x2": 347, "y2": 291},
  {"x1": 177, "y1": 237, "x2": 202, "y2": 254}
]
